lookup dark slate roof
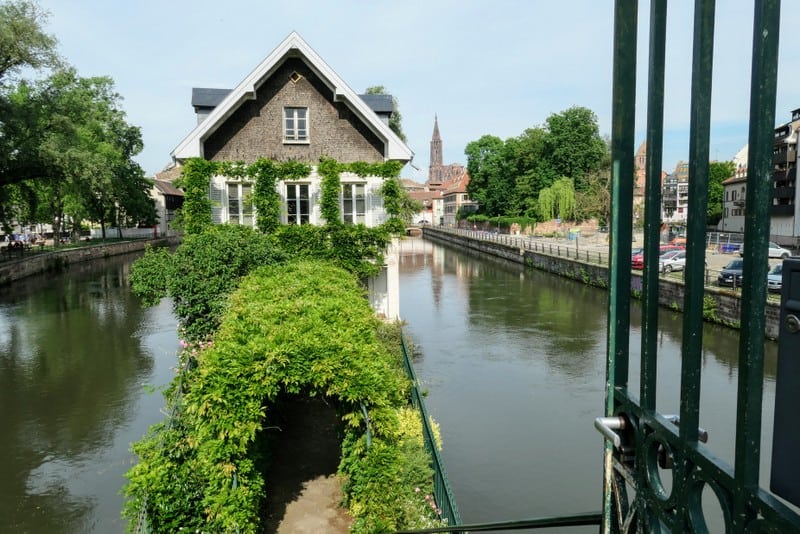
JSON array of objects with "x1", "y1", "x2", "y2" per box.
[
  {"x1": 358, "y1": 93, "x2": 394, "y2": 114},
  {"x1": 191, "y1": 88, "x2": 232, "y2": 109},
  {"x1": 190, "y1": 88, "x2": 394, "y2": 116}
]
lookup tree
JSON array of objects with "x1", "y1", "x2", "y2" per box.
[
  {"x1": 465, "y1": 135, "x2": 514, "y2": 216},
  {"x1": 537, "y1": 177, "x2": 577, "y2": 220},
  {"x1": 365, "y1": 85, "x2": 406, "y2": 142},
  {"x1": 544, "y1": 106, "x2": 608, "y2": 191},
  {"x1": 707, "y1": 160, "x2": 735, "y2": 225},
  {"x1": 0, "y1": 0, "x2": 59, "y2": 82}
]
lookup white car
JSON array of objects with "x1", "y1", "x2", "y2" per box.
[
  {"x1": 659, "y1": 250, "x2": 686, "y2": 273},
  {"x1": 740, "y1": 242, "x2": 792, "y2": 259}
]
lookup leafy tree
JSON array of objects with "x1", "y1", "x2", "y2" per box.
[
  {"x1": 464, "y1": 135, "x2": 512, "y2": 216},
  {"x1": 365, "y1": 85, "x2": 406, "y2": 142},
  {"x1": 0, "y1": 0, "x2": 59, "y2": 82},
  {"x1": 543, "y1": 106, "x2": 607, "y2": 191},
  {"x1": 537, "y1": 177, "x2": 577, "y2": 220},
  {"x1": 707, "y1": 160, "x2": 735, "y2": 225}
]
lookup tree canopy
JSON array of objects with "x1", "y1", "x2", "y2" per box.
[
  {"x1": 465, "y1": 106, "x2": 609, "y2": 222},
  {"x1": 0, "y1": 1, "x2": 154, "y2": 237},
  {"x1": 707, "y1": 160, "x2": 735, "y2": 225}
]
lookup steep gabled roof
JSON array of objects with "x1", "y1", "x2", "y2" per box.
[{"x1": 172, "y1": 32, "x2": 412, "y2": 163}]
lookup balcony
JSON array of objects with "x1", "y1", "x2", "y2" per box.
[
  {"x1": 773, "y1": 147, "x2": 797, "y2": 165},
  {"x1": 771, "y1": 203, "x2": 795, "y2": 216},
  {"x1": 772, "y1": 186, "x2": 796, "y2": 200}
]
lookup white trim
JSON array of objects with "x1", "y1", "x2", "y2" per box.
[{"x1": 172, "y1": 32, "x2": 413, "y2": 162}]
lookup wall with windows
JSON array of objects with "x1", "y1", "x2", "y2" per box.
[
  {"x1": 203, "y1": 59, "x2": 384, "y2": 164},
  {"x1": 208, "y1": 169, "x2": 387, "y2": 227}
]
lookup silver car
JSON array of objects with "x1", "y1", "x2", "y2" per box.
[{"x1": 767, "y1": 263, "x2": 782, "y2": 292}]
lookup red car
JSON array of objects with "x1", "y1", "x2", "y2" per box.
[{"x1": 631, "y1": 244, "x2": 685, "y2": 270}]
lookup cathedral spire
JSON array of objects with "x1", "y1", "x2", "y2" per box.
[{"x1": 429, "y1": 115, "x2": 443, "y2": 183}]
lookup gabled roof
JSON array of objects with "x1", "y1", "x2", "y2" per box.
[{"x1": 172, "y1": 32, "x2": 413, "y2": 163}]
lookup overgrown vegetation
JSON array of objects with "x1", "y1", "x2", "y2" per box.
[{"x1": 125, "y1": 260, "x2": 443, "y2": 532}]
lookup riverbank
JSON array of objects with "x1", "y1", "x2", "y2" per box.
[
  {"x1": 422, "y1": 227, "x2": 781, "y2": 339},
  {"x1": 0, "y1": 236, "x2": 180, "y2": 286}
]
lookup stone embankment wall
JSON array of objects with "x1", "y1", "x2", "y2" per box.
[
  {"x1": 0, "y1": 237, "x2": 180, "y2": 286},
  {"x1": 423, "y1": 228, "x2": 781, "y2": 340}
]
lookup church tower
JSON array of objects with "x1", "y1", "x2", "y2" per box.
[{"x1": 429, "y1": 115, "x2": 443, "y2": 185}]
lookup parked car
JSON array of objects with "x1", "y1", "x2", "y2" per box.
[
  {"x1": 767, "y1": 263, "x2": 783, "y2": 292},
  {"x1": 739, "y1": 241, "x2": 791, "y2": 259},
  {"x1": 631, "y1": 244, "x2": 685, "y2": 270},
  {"x1": 659, "y1": 250, "x2": 686, "y2": 273},
  {"x1": 718, "y1": 259, "x2": 745, "y2": 287}
]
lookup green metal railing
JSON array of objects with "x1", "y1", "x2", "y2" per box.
[
  {"x1": 400, "y1": 335, "x2": 463, "y2": 530},
  {"x1": 602, "y1": 1, "x2": 800, "y2": 532}
]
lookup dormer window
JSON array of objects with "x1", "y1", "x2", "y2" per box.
[{"x1": 284, "y1": 107, "x2": 308, "y2": 143}]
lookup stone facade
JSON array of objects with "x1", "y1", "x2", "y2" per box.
[{"x1": 204, "y1": 58, "x2": 384, "y2": 164}]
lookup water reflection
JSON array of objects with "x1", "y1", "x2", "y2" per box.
[{"x1": 0, "y1": 253, "x2": 179, "y2": 532}]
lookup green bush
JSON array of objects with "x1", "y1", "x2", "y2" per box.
[
  {"x1": 125, "y1": 260, "x2": 441, "y2": 532},
  {"x1": 130, "y1": 225, "x2": 285, "y2": 341}
]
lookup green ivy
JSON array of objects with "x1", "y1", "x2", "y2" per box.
[
  {"x1": 318, "y1": 157, "x2": 343, "y2": 224},
  {"x1": 124, "y1": 260, "x2": 423, "y2": 532},
  {"x1": 175, "y1": 158, "x2": 217, "y2": 234}
]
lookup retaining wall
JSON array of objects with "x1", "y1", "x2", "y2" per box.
[
  {"x1": 0, "y1": 237, "x2": 180, "y2": 286},
  {"x1": 423, "y1": 228, "x2": 780, "y2": 339}
]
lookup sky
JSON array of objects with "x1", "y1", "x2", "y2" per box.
[{"x1": 30, "y1": 1, "x2": 800, "y2": 183}]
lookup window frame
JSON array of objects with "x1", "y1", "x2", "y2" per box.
[
  {"x1": 226, "y1": 182, "x2": 254, "y2": 226},
  {"x1": 286, "y1": 182, "x2": 311, "y2": 225},
  {"x1": 283, "y1": 107, "x2": 309, "y2": 144},
  {"x1": 341, "y1": 182, "x2": 366, "y2": 225}
]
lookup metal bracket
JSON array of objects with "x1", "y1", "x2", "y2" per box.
[{"x1": 663, "y1": 414, "x2": 709, "y2": 443}]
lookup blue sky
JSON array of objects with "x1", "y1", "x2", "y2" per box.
[{"x1": 33, "y1": 1, "x2": 800, "y2": 182}]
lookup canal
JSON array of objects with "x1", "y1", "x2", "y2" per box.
[
  {"x1": 0, "y1": 252, "x2": 179, "y2": 533},
  {"x1": 0, "y1": 240, "x2": 782, "y2": 532},
  {"x1": 398, "y1": 237, "x2": 779, "y2": 531}
]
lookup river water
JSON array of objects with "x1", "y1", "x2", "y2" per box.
[
  {"x1": 0, "y1": 253, "x2": 179, "y2": 533},
  {"x1": 0, "y1": 241, "x2": 781, "y2": 532},
  {"x1": 398, "y1": 237, "x2": 779, "y2": 531}
]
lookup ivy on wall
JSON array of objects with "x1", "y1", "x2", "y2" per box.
[{"x1": 176, "y1": 157, "x2": 404, "y2": 233}]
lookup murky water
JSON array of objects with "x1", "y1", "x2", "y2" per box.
[
  {"x1": 0, "y1": 253, "x2": 179, "y2": 533},
  {"x1": 398, "y1": 238, "x2": 779, "y2": 531}
]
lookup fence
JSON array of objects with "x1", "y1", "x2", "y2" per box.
[{"x1": 400, "y1": 334, "x2": 462, "y2": 531}]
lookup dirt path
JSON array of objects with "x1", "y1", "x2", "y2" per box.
[{"x1": 261, "y1": 395, "x2": 353, "y2": 533}]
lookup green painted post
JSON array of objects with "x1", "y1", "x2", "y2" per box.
[
  {"x1": 605, "y1": 1, "x2": 637, "y2": 531},
  {"x1": 640, "y1": 0, "x2": 667, "y2": 413},
  {"x1": 677, "y1": 1, "x2": 716, "y2": 530},
  {"x1": 733, "y1": 2, "x2": 781, "y2": 531}
]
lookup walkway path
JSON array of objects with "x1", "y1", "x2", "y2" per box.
[{"x1": 261, "y1": 395, "x2": 352, "y2": 533}]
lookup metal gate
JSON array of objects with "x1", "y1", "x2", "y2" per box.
[{"x1": 601, "y1": 1, "x2": 800, "y2": 532}]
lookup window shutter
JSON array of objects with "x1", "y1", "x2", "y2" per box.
[{"x1": 209, "y1": 182, "x2": 223, "y2": 224}]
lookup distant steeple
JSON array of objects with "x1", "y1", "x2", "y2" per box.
[{"x1": 429, "y1": 115, "x2": 443, "y2": 183}]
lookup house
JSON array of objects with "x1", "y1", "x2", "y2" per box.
[
  {"x1": 170, "y1": 32, "x2": 413, "y2": 318},
  {"x1": 150, "y1": 177, "x2": 184, "y2": 237}
]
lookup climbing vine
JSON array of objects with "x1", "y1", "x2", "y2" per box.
[
  {"x1": 177, "y1": 157, "x2": 404, "y2": 232},
  {"x1": 124, "y1": 261, "x2": 441, "y2": 533}
]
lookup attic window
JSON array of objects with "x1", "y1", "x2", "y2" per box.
[
  {"x1": 284, "y1": 107, "x2": 308, "y2": 143},
  {"x1": 289, "y1": 71, "x2": 302, "y2": 84}
]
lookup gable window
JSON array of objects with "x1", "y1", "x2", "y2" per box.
[
  {"x1": 286, "y1": 183, "x2": 310, "y2": 225},
  {"x1": 284, "y1": 107, "x2": 308, "y2": 143},
  {"x1": 341, "y1": 183, "x2": 366, "y2": 224},
  {"x1": 227, "y1": 183, "x2": 253, "y2": 226}
]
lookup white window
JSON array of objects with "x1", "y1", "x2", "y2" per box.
[
  {"x1": 286, "y1": 183, "x2": 310, "y2": 225},
  {"x1": 284, "y1": 107, "x2": 308, "y2": 142},
  {"x1": 341, "y1": 183, "x2": 366, "y2": 224},
  {"x1": 227, "y1": 183, "x2": 253, "y2": 226}
]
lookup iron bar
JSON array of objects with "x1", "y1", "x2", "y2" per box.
[
  {"x1": 733, "y1": 1, "x2": 781, "y2": 530},
  {"x1": 640, "y1": 0, "x2": 668, "y2": 413},
  {"x1": 606, "y1": 2, "x2": 638, "y2": 532}
]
